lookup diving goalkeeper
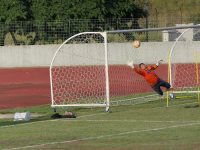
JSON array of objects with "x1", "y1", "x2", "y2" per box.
[{"x1": 127, "y1": 60, "x2": 173, "y2": 97}]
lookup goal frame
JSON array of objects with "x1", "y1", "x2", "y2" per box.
[
  {"x1": 167, "y1": 25, "x2": 200, "y2": 106},
  {"x1": 49, "y1": 32, "x2": 110, "y2": 111}
]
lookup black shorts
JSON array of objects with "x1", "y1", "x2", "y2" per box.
[{"x1": 152, "y1": 79, "x2": 171, "y2": 96}]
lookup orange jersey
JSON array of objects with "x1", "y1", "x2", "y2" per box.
[{"x1": 134, "y1": 65, "x2": 159, "y2": 86}]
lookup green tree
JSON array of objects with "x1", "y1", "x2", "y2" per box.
[
  {"x1": 0, "y1": 0, "x2": 148, "y2": 45},
  {"x1": 0, "y1": 0, "x2": 29, "y2": 45}
]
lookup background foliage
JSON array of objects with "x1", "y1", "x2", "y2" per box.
[{"x1": 0, "y1": 0, "x2": 147, "y2": 45}]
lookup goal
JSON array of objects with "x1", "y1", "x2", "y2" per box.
[
  {"x1": 168, "y1": 25, "x2": 200, "y2": 106},
  {"x1": 50, "y1": 24, "x2": 200, "y2": 111},
  {"x1": 50, "y1": 32, "x2": 110, "y2": 111}
]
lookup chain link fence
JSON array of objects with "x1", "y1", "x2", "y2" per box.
[{"x1": 0, "y1": 17, "x2": 200, "y2": 46}]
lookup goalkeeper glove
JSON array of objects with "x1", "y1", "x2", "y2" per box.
[
  {"x1": 156, "y1": 59, "x2": 163, "y2": 66},
  {"x1": 127, "y1": 61, "x2": 134, "y2": 68}
]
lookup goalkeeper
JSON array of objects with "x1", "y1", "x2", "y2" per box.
[{"x1": 128, "y1": 60, "x2": 172, "y2": 97}]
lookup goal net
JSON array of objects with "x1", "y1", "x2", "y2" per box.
[
  {"x1": 169, "y1": 25, "x2": 200, "y2": 105},
  {"x1": 50, "y1": 24, "x2": 200, "y2": 110},
  {"x1": 50, "y1": 32, "x2": 109, "y2": 110}
]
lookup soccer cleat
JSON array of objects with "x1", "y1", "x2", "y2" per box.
[{"x1": 169, "y1": 93, "x2": 175, "y2": 100}]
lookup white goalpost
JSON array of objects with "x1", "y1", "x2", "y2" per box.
[
  {"x1": 168, "y1": 25, "x2": 200, "y2": 105},
  {"x1": 50, "y1": 24, "x2": 200, "y2": 111},
  {"x1": 50, "y1": 32, "x2": 110, "y2": 111}
]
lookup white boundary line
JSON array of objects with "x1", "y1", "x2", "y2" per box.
[
  {"x1": 3, "y1": 121, "x2": 200, "y2": 150},
  {"x1": 58, "y1": 119, "x2": 200, "y2": 123},
  {"x1": 75, "y1": 112, "x2": 106, "y2": 118}
]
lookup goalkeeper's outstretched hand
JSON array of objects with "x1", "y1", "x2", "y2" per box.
[
  {"x1": 156, "y1": 59, "x2": 163, "y2": 66},
  {"x1": 127, "y1": 61, "x2": 134, "y2": 68}
]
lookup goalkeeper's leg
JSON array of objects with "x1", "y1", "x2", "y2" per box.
[
  {"x1": 157, "y1": 79, "x2": 174, "y2": 99},
  {"x1": 152, "y1": 83, "x2": 164, "y2": 96},
  {"x1": 160, "y1": 80, "x2": 174, "y2": 99},
  {"x1": 159, "y1": 79, "x2": 171, "y2": 90},
  {"x1": 152, "y1": 79, "x2": 173, "y2": 97}
]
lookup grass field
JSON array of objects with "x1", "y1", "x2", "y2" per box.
[{"x1": 0, "y1": 99, "x2": 200, "y2": 150}]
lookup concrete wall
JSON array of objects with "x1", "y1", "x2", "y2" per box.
[
  {"x1": 0, "y1": 45, "x2": 58, "y2": 67},
  {"x1": 0, "y1": 41, "x2": 200, "y2": 67},
  {"x1": 109, "y1": 41, "x2": 200, "y2": 64}
]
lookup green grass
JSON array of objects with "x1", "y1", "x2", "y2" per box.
[{"x1": 0, "y1": 99, "x2": 200, "y2": 150}]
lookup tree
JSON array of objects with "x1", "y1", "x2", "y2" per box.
[
  {"x1": 0, "y1": 0, "x2": 148, "y2": 45},
  {"x1": 0, "y1": 0, "x2": 29, "y2": 45}
]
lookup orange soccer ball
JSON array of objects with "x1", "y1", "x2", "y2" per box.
[{"x1": 132, "y1": 40, "x2": 141, "y2": 48}]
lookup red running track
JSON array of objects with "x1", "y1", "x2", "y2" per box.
[
  {"x1": 0, "y1": 65, "x2": 170, "y2": 109},
  {"x1": 0, "y1": 68, "x2": 50, "y2": 109}
]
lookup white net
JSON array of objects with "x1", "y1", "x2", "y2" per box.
[
  {"x1": 169, "y1": 26, "x2": 200, "y2": 102},
  {"x1": 107, "y1": 31, "x2": 166, "y2": 105},
  {"x1": 107, "y1": 25, "x2": 200, "y2": 106},
  {"x1": 50, "y1": 33, "x2": 108, "y2": 108}
]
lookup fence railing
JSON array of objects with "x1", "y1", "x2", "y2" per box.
[{"x1": 0, "y1": 18, "x2": 200, "y2": 46}]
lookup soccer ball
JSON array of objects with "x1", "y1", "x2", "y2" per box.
[{"x1": 132, "y1": 40, "x2": 141, "y2": 48}]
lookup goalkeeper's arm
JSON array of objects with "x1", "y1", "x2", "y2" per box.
[
  {"x1": 156, "y1": 59, "x2": 163, "y2": 66},
  {"x1": 150, "y1": 60, "x2": 163, "y2": 70},
  {"x1": 127, "y1": 61, "x2": 144, "y2": 75}
]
